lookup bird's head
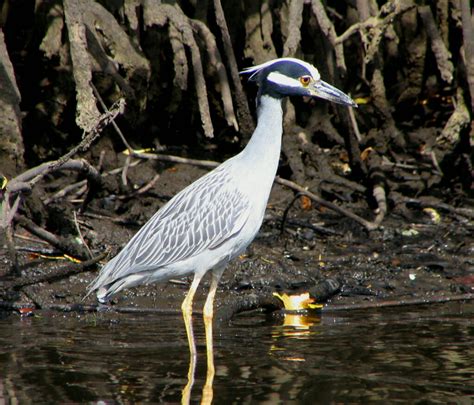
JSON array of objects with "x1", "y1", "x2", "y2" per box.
[{"x1": 241, "y1": 57, "x2": 357, "y2": 108}]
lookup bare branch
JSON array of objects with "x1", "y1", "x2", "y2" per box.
[
  {"x1": 84, "y1": 1, "x2": 150, "y2": 78},
  {"x1": 191, "y1": 19, "x2": 238, "y2": 131},
  {"x1": 128, "y1": 151, "x2": 220, "y2": 169},
  {"x1": 28, "y1": 98, "x2": 125, "y2": 186},
  {"x1": 244, "y1": 0, "x2": 277, "y2": 63},
  {"x1": 311, "y1": 0, "x2": 347, "y2": 73},
  {"x1": 6, "y1": 252, "x2": 107, "y2": 290},
  {"x1": 15, "y1": 215, "x2": 88, "y2": 260},
  {"x1": 282, "y1": 1, "x2": 304, "y2": 57},
  {"x1": 63, "y1": 0, "x2": 101, "y2": 132},
  {"x1": 459, "y1": 0, "x2": 474, "y2": 113},
  {"x1": 0, "y1": 29, "x2": 24, "y2": 173},
  {"x1": 438, "y1": 87, "x2": 470, "y2": 144},
  {"x1": 168, "y1": 23, "x2": 188, "y2": 92},
  {"x1": 143, "y1": 2, "x2": 214, "y2": 137},
  {"x1": 275, "y1": 176, "x2": 381, "y2": 231},
  {"x1": 419, "y1": 5, "x2": 453, "y2": 83},
  {"x1": 213, "y1": 0, "x2": 254, "y2": 141},
  {"x1": 334, "y1": 1, "x2": 414, "y2": 65}
]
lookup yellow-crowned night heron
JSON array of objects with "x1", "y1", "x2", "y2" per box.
[{"x1": 87, "y1": 57, "x2": 356, "y2": 350}]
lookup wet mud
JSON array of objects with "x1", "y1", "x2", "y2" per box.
[{"x1": 1, "y1": 156, "x2": 472, "y2": 318}]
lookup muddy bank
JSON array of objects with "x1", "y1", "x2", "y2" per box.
[{"x1": 1, "y1": 157, "x2": 473, "y2": 319}]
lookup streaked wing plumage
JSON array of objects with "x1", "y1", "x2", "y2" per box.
[{"x1": 89, "y1": 164, "x2": 250, "y2": 291}]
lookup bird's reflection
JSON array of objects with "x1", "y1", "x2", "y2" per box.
[
  {"x1": 272, "y1": 312, "x2": 321, "y2": 338},
  {"x1": 181, "y1": 308, "x2": 216, "y2": 405},
  {"x1": 269, "y1": 312, "x2": 321, "y2": 363},
  {"x1": 180, "y1": 311, "x2": 320, "y2": 403}
]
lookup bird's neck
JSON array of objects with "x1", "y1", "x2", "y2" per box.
[{"x1": 240, "y1": 95, "x2": 283, "y2": 169}]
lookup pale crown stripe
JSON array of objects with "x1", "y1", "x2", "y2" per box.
[{"x1": 241, "y1": 57, "x2": 321, "y2": 81}]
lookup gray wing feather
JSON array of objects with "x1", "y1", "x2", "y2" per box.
[{"x1": 89, "y1": 165, "x2": 250, "y2": 290}]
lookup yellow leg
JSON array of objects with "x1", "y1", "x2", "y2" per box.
[
  {"x1": 181, "y1": 273, "x2": 204, "y2": 355},
  {"x1": 181, "y1": 272, "x2": 204, "y2": 405},
  {"x1": 201, "y1": 268, "x2": 224, "y2": 405}
]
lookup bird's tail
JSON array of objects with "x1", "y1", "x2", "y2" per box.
[{"x1": 84, "y1": 273, "x2": 147, "y2": 303}]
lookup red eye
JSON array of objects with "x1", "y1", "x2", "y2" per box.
[{"x1": 300, "y1": 76, "x2": 311, "y2": 86}]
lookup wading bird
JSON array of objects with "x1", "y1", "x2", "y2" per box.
[{"x1": 87, "y1": 58, "x2": 356, "y2": 396}]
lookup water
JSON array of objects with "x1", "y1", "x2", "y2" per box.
[{"x1": 1, "y1": 302, "x2": 473, "y2": 404}]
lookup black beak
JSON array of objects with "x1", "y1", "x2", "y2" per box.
[{"x1": 311, "y1": 80, "x2": 357, "y2": 107}]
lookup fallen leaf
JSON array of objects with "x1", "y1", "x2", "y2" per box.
[
  {"x1": 354, "y1": 96, "x2": 371, "y2": 105},
  {"x1": 391, "y1": 258, "x2": 401, "y2": 266},
  {"x1": 299, "y1": 195, "x2": 312, "y2": 210},
  {"x1": 17, "y1": 307, "x2": 35, "y2": 317},
  {"x1": 28, "y1": 253, "x2": 81, "y2": 263},
  {"x1": 0, "y1": 175, "x2": 8, "y2": 189},
  {"x1": 273, "y1": 292, "x2": 323, "y2": 311},
  {"x1": 423, "y1": 207, "x2": 441, "y2": 224},
  {"x1": 401, "y1": 228, "x2": 419, "y2": 236},
  {"x1": 360, "y1": 147, "x2": 374, "y2": 161}
]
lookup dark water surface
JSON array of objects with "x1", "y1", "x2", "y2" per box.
[{"x1": 1, "y1": 302, "x2": 473, "y2": 404}]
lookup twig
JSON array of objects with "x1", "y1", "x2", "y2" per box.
[
  {"x1": 11, "y1": 159, "x2": 100, "y2": 189},
  {"x1": 135, "y1": 174, "x2": 161, "y2": 195},
  {"x1": 372, "y1": 184, "x2": 387, "y2": 226},
  {"x1": 122, "y1": 154, "x2": 132, "y2": 186},
  {"x1": 348, "y1": 98, "x2": 362, "y2": 142},
  {"x1": 92, "y1": 83, "x2": 134, "y2": 152},
  {"x1": 81, "y1": 211, "x2": 132, "y2": 225},
  {"x1": 115, "y1": 173, "x2": 161, "y2": 200},
  {"x1": 73, "y1": 210, "x2": 93, "y2": 258},
  {"x1": 429, "y1": 150, "x2": 443, "y2": 175},
  {"x1": 13, "y1": 233, "x2": 50, "y2": 245},
  {"x1": 396, "y1": 195, "x2": 474, "y2": 220},
  {"x1": 276, "y1": 176, "x2": 380, "y2": 231},
  {"x1": 322, "y1": 293, "x2": 474, "y2": 312},
  {"x1": 15, "y1": 215, "x2": 87, "y2": 260},
  {"x1": 28, "y1": 98, "x2": 125, "y2": 187},
  {"x1": 6, "y1": 252, "x2": 107, "y2": 290},
  {"x1": 280, "y1": 192, "x2": 304, "y2": 234},
  {"x1": 284, "y1": 218, "x2": 342, "y2": 236},
  {"x1": 45, "y1": 160, "x2": 142, "y2": 204},
  {"x1": 2, "y1": 195, "x2": 20, "y2": 271},
  {"x1": 14, "y1": 246, "x2": 63, "y2": 255},
  {"x1": 364, "y1": 148, "x2": 387, "y2": 227},
  {"x1": 130, "y1": 151, "x2": 220, "y2": 169},
  {"x1": 381, "y1": 157, "x2": 433, "y2": 171}
]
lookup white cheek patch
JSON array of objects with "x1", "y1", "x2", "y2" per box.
[{"x1": 267, "y1": 72, "x2": 302, "y2": 88}]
